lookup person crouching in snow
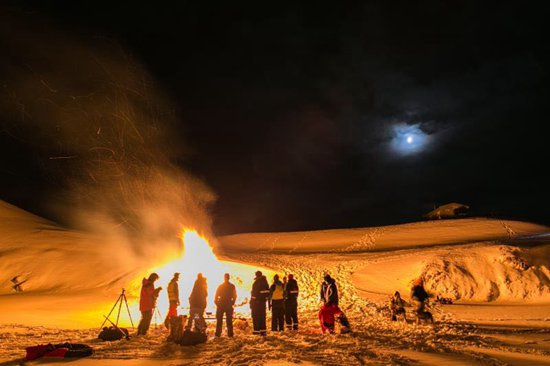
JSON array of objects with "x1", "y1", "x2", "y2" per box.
[
  {"x1": 390, "y1": 291, "x2": 406, "y2": 321},
  {"x1": 318, "y1": 301, "x2": 351, "y2": 334},
  {"x1": 410, "y1": 277, "x2": 430, "y2": 313},
  {"x1": 138, "y1": 273, "x2": 162, "y2": 335},
  {"x1": 269, "y1": 274, "x2": 285, "y2": 331},
  {"x1": 164, "y1": 272, "x2": 180, "y2": 329}
]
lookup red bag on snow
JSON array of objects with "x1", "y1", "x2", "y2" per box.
[
  {"x1": 25, "y1": 343, "x2": 92, "y2": 360},
  {"x1": 25, "y1": 344, "x2": 51, "y2": 360}
]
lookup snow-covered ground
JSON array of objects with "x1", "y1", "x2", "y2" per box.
[{"x1": 2, "y1": 200, "x2": 550, "y2": 365}]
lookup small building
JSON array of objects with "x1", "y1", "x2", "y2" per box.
[{"x1": 424, "y1": 203, "x2": 469, "y2": 220}]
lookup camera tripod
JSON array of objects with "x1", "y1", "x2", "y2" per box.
[{"x1": 99, "y1": 288, "x2": 135, "y2": 330}]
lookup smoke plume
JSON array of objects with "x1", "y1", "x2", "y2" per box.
[{"x1": 0, "y1": 9, "x2": 216, "y2": 266}]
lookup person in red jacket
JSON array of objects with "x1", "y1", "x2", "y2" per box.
[
  {"x1": 137, "y1": 273, "x2": 161, "y2": 335},
  {"x1": 318, "y1": 302, "x2": 351, "y2": 334}
]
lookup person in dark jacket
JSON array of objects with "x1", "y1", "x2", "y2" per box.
[
  {"x1": 410, "y1": 277, "x2": 429, "y2": 313},
  {"x1": 214, "y1": 273, "x2": 237, "y2": 337},
  {"x1": 137, "y1": 273, "x2": 161, "y2": 335},
  {"x1": 390, "y1": 291, "x2": 406, "y2": 321},
  {"x1": 187, "y1": 273, "x2": 207, "y2": 331},
  {"x1": 284, "y1": 274, "x2": 299, "y2": 330},
  {"x1": 250, "y1": 270, "x2": 270, "y2": 335},
  {"x1": 269, "y1": 274, "x2": 285, "y2": 331},
  {"x1": 320, "y1": 274, "x2": 339, "y2": 306}
]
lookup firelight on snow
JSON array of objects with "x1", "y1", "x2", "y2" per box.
[{"x1": 126, "y1": 229, "x2": 275, "y2": 323}]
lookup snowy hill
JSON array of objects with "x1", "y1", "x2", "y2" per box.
[
  {"x1": 218, "y1": 219, "x2": 550, "y2": 304},
  {"x1": 2, "y1": 200, "x2": 550, "y2": 365},
  {"x1": 219, "y1": 218, "x2": 548, "y2": 253}
]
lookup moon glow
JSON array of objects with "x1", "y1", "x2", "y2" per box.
[{"x1": 391, "y1": 123, "x2": 428, "y2": 154}]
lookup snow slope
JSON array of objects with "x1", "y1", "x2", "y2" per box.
[
  {"x1": 2, "y1": 200, "x2": 550, "y2": 365},
  {"x1": 219, "y1": 218, "x2": 548, "y2": 253},
  {"x1": 0, "y1": 201, "x2": 271, "y2": 327}
]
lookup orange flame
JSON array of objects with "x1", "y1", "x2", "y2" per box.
[{"x1": 124, "y1": 229, "x2": 276, "y2": 324}]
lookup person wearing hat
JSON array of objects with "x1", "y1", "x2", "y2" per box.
[
  {"x1": 320, "y1": 274, "x2": 339, "y2": 306},
  {"x1": 164, "y1": 272, "x2": 180, "y2": 328},
  {"x1": 138, "y1": 272, "x2": 161, "y2": 335},
  {"x1": 410, "y1": 277, "x2": 429, "y2": 313},
  {"x1": 284, "y1": 274, "x2": 299, "y2": 330},
  {"x1": 250, "y1": 270, "x2": 270, "y2": 335}
]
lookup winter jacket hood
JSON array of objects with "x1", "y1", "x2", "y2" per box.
[{"x1": 140, "y1": 278, "x2": 159, "y2": 312}]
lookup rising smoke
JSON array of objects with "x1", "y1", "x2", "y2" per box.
[{"x1": 0, "y1": 9, "x2": 216, "y2": 263}]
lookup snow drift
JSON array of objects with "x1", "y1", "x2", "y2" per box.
[
  {"x1": 423, "y1": 244, "x2": 550, "y2": 303},
  {"x1": 352, "y1": 240, "x2": 550, "y2": 304}
]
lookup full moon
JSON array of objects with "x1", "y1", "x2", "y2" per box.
[{"x1": 391, "y1": 123, "x2": 429, "y2": 155}]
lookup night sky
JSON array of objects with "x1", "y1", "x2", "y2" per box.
[{"x1": 1, "y1": 2, "x2": 548, "y2": 235}]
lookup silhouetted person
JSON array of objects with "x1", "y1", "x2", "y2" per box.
[
  {"x1": 320, "y1": 274, "x2": 338, "y2": 306},
  {"x1": 187, "y1": 273, "x2": 207, "y2": 331},
  {"x1": 390, "y1": 291, "x2": 406, "y2": 321},
  {"x1": 284, "y1": 274, "x2": 299, "y2": 330},
  {"x1": 214, "y1": 273, "x2": 237, "y2": 337},
  {"x1": 164, "y1": 272, "x2": 180, "y2": 328},
  {"x1": 269, "y1": 274, "x2": 285, "y2": 331},
  {"x1": 410, "y1": 278, "x2": 429, "y2": 313},
  {"x1": 138, "y1": 273, "x2": 161, "y2": 335},
  {"x1": 250, "y1": 270, "x2": 270, "y2": 335}
]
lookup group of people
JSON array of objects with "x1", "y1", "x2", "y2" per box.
[
  {"x1": 138, "y1": 271, "x2": 435, "y2": 338},
  {"x1": 249, "y1": 271, "x2": 300, "y2": 335},
  {"x1": 137, "y1": 270, "x2": 303, "y2": 338}
]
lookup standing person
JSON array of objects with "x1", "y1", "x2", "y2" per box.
[
  {"x1": 164, "y1": 273, "x2": 180, "y2": 328},
  {"x1": 269, "y1": 275, "x2": 285, "y2": 332},
  {"x1": 320, "y1": 274, "x2": 339, "y2": 306},
  {"x1": 410, "y1": 278, "x2": 429, "y2": 313},
  {"x1": 214, "y1": 273, "x2": 237, "y2": 337},
  {"x1": 284, "y1": 274, "x2": 299, "y2": 330},
  {"x1": 250, "y1": 270, "x2": 270, "y2": 335},
  {"x1": 187, "y1": 273, "x2": 208, "y2": 331},
  {"x1": 138, "y1": 273, "x2": 162, "y2": 335}
]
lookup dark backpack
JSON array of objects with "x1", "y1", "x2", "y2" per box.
[
  {"x1": 168, "y1": 315, "x2": 207, "y2": 346},
  {"x1": 168, "y1": 315, "x2": 186, "y2": 342},
  {"x1": 178, "y1": 329, "x2": 208, "y2": 346},
  {"x1": 98, "y1": 326, "x2": 129, "y2": 341}
]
